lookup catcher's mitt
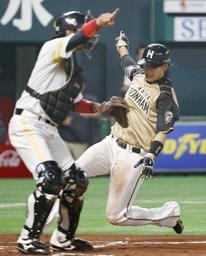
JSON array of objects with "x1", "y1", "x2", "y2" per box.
[{"x1": 101, "y1": 96, "x2": 129, "y2": 128}]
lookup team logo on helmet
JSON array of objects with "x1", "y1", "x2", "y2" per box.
[
  {"x1": 146, "y1": 50, "x2": 154, "y2": 59},
  {"x1": 65, "y1": 18, "x2": 77, "y2": 26},
  {"x1": 53, "y1": 21, "x2": 59, "y2": 31}
]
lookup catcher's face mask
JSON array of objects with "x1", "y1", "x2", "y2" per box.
[
  {"x1": 82, "y1": 10, "x2": 100, "y2": 59},
  {"x1": 82, "y1": 34, "x2": 100, "y2": 59}
]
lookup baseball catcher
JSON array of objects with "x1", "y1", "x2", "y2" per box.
[{"x1": 9, "y1": 8, "x2": 119, "y2": 255}]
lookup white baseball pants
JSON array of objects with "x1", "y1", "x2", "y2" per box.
[{"x1": 77, "y1": 135, "x2": 180, "y2": 228}]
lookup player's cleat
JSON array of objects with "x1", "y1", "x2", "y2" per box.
[
  {"x1": 51, "y1": 238, "x2": 93, "y2": 251},
  {"x1": 17, "y1": 239, "x2": 49, "y2": 255},
  {"x1": 173, "y1": 219, "x2": 184, "y2": 234}
]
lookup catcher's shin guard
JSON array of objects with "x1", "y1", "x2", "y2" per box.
[
  {"x1": 18, "y1": 189, "x2": 57, "y2": 242},
  {"x1": 18, "y1": 161, "x2": 65, "y2": 242},
  {"x1": 56, "y1": 163, "x2": 89, "y2": 240}
]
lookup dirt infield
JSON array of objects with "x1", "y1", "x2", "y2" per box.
[{"x1": 1, "y1": 234, "x2": 206, "y2": 256}]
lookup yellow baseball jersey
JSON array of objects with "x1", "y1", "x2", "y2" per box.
[{"x1": 112, "y1": 73, "x2": 179, "y2": 151}]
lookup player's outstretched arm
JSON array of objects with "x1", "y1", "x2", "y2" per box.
[
  {"x1": 115, "y1": 31, "x2": 138, "y2": 81},
  {"x1": 65, "y1": 8, "x2": 119, "y2": 53}
]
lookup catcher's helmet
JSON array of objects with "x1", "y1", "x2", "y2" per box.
[
  {"x1": 138, "y1": 43, "x2": 171, "y2": 68},
  {"x1": 53, "y1": 11, "x2": 85, "y2": 36}
]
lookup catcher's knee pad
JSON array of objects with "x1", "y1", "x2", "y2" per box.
[
  {"x1": 64, "y1": 163, "x2": 89, "y2": 199},
  {"x1": 36, "y1": 161, "x2": 66, "y2": 195}
]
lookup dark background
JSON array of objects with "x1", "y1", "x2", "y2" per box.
[{"x1": 0, "y1": 0, "x2": 205, "y2": 117}]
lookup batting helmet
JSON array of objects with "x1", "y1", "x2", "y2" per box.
[
  {"x1": 138, "y1": 43, "x2": 171, "y2": 68},
  {"x1": 53, "y1": 11, "x2": 85, "y2": 37}
]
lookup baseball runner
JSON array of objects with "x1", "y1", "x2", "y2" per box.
[
  {"x1": 76, "y1": 32, "x2": 184, "y2": 233},
  {"x1": 8, "y1": 9, "x2": 119, "y2": 255}
]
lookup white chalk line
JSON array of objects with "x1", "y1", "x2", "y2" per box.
[
  {"x1": 52, "y1": 254, "x2": 114, "y2": 256},
  {"x1": 1, "y1": 200, "x2": 206, "y2": 209},
  {"x1": 0, "y1": 245, "x2": 16, "y2": 248},
  {"x1": 1, "y1": 240, "x2": 206, "y2": 249},
  {"x1": 139, "y1": 200, "x2": 206, "y2": 205},
  {"x1": 0, "y1": 203, "x2": 25, "y2": 208},
  {"x1": 1, "y1": 241, "x2": 206, "y2": 256},
  {"x1": 0, "y1": 241, "x2": 16, "y2": 244},
  {"x1": 94, "y1": 240, "x2": 206, "y2": 248},
  {"x1": 94, "y1": 240, "x2": 206, "y2": 247}
]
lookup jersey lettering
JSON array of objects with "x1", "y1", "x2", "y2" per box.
[{"x1": 128, "y1": 87, "x2": 150, "y2": 114}]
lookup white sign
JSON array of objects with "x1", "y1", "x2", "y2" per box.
[
  {"x1": 164, "y1": 0, "x2": 206, "y2": 13},
  {"x1": 0, "y1": 0, "x2": 53, "y2": 31},
  {"x1": 174, "y1": 17, "x2": 206, "y2": 41}
]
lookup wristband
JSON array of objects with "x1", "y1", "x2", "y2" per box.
[
  {"x1": 149, "y1": 141, "x2": 163, "y2": 157},
  {"x1": 82, "y1": 20, "x2": 99, "y2": 38}
]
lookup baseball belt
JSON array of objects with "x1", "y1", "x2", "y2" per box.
[
  {"x1": 15, "y1": 108, "x2": 56, "y2": 127},
  {"x1": 113, "y1": 136, "x2": 141, "y2": 154}
]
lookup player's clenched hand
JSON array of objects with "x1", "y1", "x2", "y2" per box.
[
  {"x1": 134, "y1": 153, "x2": 155, "y2": 180},
  {"x1": 116, "y1": 31, "x2": 129, "y2": 48},
  {"x1": 96, "y1": 8, "x2": 120, "y2": 27},
  {"x1": 115, "y1": 30, "x2": 129, "y2": 56}
]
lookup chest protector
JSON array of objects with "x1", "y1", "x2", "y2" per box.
[{"x1": 26, "y1": 54, "x2": 84, "y2": 125}]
